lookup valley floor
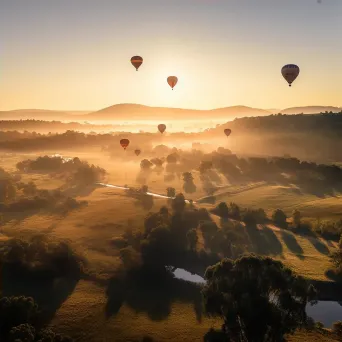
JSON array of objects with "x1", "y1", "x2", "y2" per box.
[{"x1": 1, "y1": 154, "x2": 342, "y2": 341}]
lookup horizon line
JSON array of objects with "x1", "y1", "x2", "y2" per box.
[{"x1": 1, "y1": 103, "x2": 341, "y2": 113}]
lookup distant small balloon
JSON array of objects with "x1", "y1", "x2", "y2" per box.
[
  {"x1": 120, "y1": 139, "x2": 130, "y2": 150},
  {"x1": 224, "y1": 128, "x2": 232, "y2": 137},
  {"x1": 167, "y1": 76, "x2": 178, "y2": 90},
  {"x1": 158, "y1": 124, "x2": 166, "y2": 134},
  {"x1": 131, "y1": 56, "x2": 143, "y2": 71},
  {"x1": 281, "y1": 64, "x2": 300, "y2": 87},
  {"x1": 135, "y1": 149, "x2": 141, "y2": 156}
]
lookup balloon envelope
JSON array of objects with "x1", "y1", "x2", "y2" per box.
[
  {"x1": 167, "y1": 76, "x2": 178, "y2": 89},
  {"x1": 120, "y1": 139, "x2": 130, "y2": 150},
  {"x1": 281, "y1": 64, "x2": 300, "y2": 87},
  {"x1": 224, "y1": 128, "x2": 232, "y2": 137},
  {"x1": 135, "y1": 149, "x2": 141, "y2": 156},
  {"x1": 158, "y1": 124, "x2": 166, "y2": 134},
  {"x1": 131, "y1": 56, "x2": 143, "y2": 71}
]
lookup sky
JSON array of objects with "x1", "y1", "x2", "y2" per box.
[{"x1": 0, "y1": 0, "x2": 341, "y2": 111}]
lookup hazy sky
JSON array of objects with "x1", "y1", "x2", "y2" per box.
[{"x1": 1, "y1": 0, "x2": 341, "y2": 111}]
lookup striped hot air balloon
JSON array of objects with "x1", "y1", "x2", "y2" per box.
[{"x1": 131, "y1": 56, "x2": 143, "y2": 71}]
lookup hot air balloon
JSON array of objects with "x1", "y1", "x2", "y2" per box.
[
  {"x1": 224, "y1": 128, "x2": 232, "y2": 137},
  {"x1": 167, "y1": 76, "x2": 178, "y2": 90},
  {"x1": 281, "y1": 64, "x2": 300, "y2": 87},
  {"x1": 131, "y1": 56, "x2": 143, "y2": 71},
  {"x1": 135, "y1": 149, "x2": 141, "y2": 156},
  {"x1": 158, "y1": 124, "x2": 166, "y2": 134},
  {"x1": 120, "y1": 139, "x2": 130, "y2": 150}
]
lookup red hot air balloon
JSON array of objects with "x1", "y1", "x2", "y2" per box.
[
  {"x1": 281, "y1": 64, "x2": 300, "y2": 87},
  {"x1": 135, "y1": 149, "x2": 141, "y2": 156},
  {"x1": 131, "y1": 56, "x2": 143, "y2": 71},
  {"x1": 167, "y1": 76, "x2": 178, "y2": 90},
  {"x1": 158, "y1": 124, "x2": 166, "y2": 134},
  {"x1": 120, "y1": 139, "x2": 130, "y2": 150},
  {"x1": 224, "y1": 128, "x2": 232, "y2": 137}
]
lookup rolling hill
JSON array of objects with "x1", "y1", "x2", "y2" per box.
[
  {"x1": 1, "y1": 105, "x2": 341, "y2": 122},
  {"x1": 280, "y1": 106, "x2": 341, "y2": 115},
  {"x1": 84, "y1": 104, "x2": 272, "y2": 121}
]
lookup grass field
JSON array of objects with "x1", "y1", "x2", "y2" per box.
[
  {"x1": 213, "y1": 184, "x2": 342, "y2": 220},
  {"x1": 1, "y1": 152, "x2": 342, "y2": 341},
  {"x1": 209, "y1": 213, "x2": 337, "y2": 281}
]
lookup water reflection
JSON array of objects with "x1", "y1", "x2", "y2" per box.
[
  {"x1": 173, "y1": 269, "x2": 342, "y2": 328},
  {"x1": 306, "y1": 301, "x2": 342, "y2": 328},
  {"x1": 173, "y1": 268, "x2": 206, "y2": 284}
]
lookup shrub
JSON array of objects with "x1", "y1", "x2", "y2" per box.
[{"x1": 332, "y1": 321, "x2": 342, "y2": 336}]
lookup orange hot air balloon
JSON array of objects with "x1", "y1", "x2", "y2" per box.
[
  {"x1": 167, "y1": 76, "x2": 178, "y2": 90},
  {"x1": 158, "y1": 124, "x2": 166, "y2": 134},
  {"x1": 135, "y1": 149, "x2": 141, "y2": 156},
  {"x1": 131, "y1": 56, "x2": 143, "y2": 71},
  {"x1": 281, "y1": 64, "x2": 300, "y2": 87},
  {"x1": 224, "y1": 128, "x2": 232, "y2": 137},
  {"x1": 120, "y1": 139, "x2": 130, "y2": 150}
]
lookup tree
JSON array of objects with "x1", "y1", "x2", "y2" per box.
[
  {"x1": 229, "y1": 202, "x2": 241, "y2": 220},
  {"x1": 140, "y1": 159, "x2": 153, "y2": 170},
  {"x1": 141, "y1": 185, "x2": 148, "y2": 193},
  {"x1": 216, "y1": 202, "x2": 229, "y2": 218},
  {"x1": 182, "y1": 172, "x2": 194, "y2": 183},
  {"x1": 150, "y1": 158, "x2": 164, "y2": 168},
  {"x1": 119, "y1": 246, "x2": 142, "y2": 269},
  {"x1": 199, "y1": 161, "x2": 213, "y2": 174},
  {"x1": 203, "y1": 255, "x2": 317, "y2": 342},
  {"x1": 182, "y1": 172, "x2": 196, "y2": 194},
  {"x1": 0, "y1": 296, "x2": 38, "y2": 338},
  {"x1": 292, "y1": 209, "x2": 301, "y2": 227},
  {"x1": 166, "y1": 187, "x2": 176, "y2": 198},
  {"x1": 172, "y1": 193, "x2": 186, "y2": 213},
  {"x1": 272, "y1": 209, "x2": 287, "y2": 227},
  {"x1": 8, "y1": 323, "x2": 35, "y2": 342},
  {"x1": 186, "y1": 229, "x2": 198, "y2": 251},
  {"x1": 166, "y1": 153, "x2": 179, "y2": 164}
]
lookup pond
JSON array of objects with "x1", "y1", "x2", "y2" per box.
[
  {"x1": 173, "y1": 269, "x2": 342, "y2": 328},
  {"x1": 306, "y1": 300, "x2": 342, "y2": 328},
  {"x1": 173, "y1": 268, "x2": 206, "y2": 284}
]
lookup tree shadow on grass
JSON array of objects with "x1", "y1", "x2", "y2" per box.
[
  {"x1": 1, "y1": 272, "x2": 79, "y2": 327},
  {"x1": 105, "y1": 267, "x2": 203, "y2": 322},
  {"x1": 245, "y1": 224, "x2": 283, "y2": 256},
  {"x1": 280, "y1": 230, "x2": 305, "y2": 259},
  {"x1": 307, "y1": 237, "x2": 330, "y2": 255},
  {"x1": 203, "y1": 328, "x2": 228, "y2": 341}
]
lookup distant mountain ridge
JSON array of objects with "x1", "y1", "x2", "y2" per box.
[
  {"x1": 0, "y1": 104, "x2": 341, "y2": 121},
  {"x1": 84, "y1": 104, "x2": 272, "y2": 121},
  {"x1": 280, "y1": 106, "x2": 341, "y2": 114}
]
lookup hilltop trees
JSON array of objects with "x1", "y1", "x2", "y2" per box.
[
  {"x1": 203, "y1": 255, "x2": 317, "y2": 342},
  {"x1": 272, "y1": 209, "x2": 287, "y2": 228},
  {"x1": 292, "y1": 209, "x2": 302, "y2": 228}
]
